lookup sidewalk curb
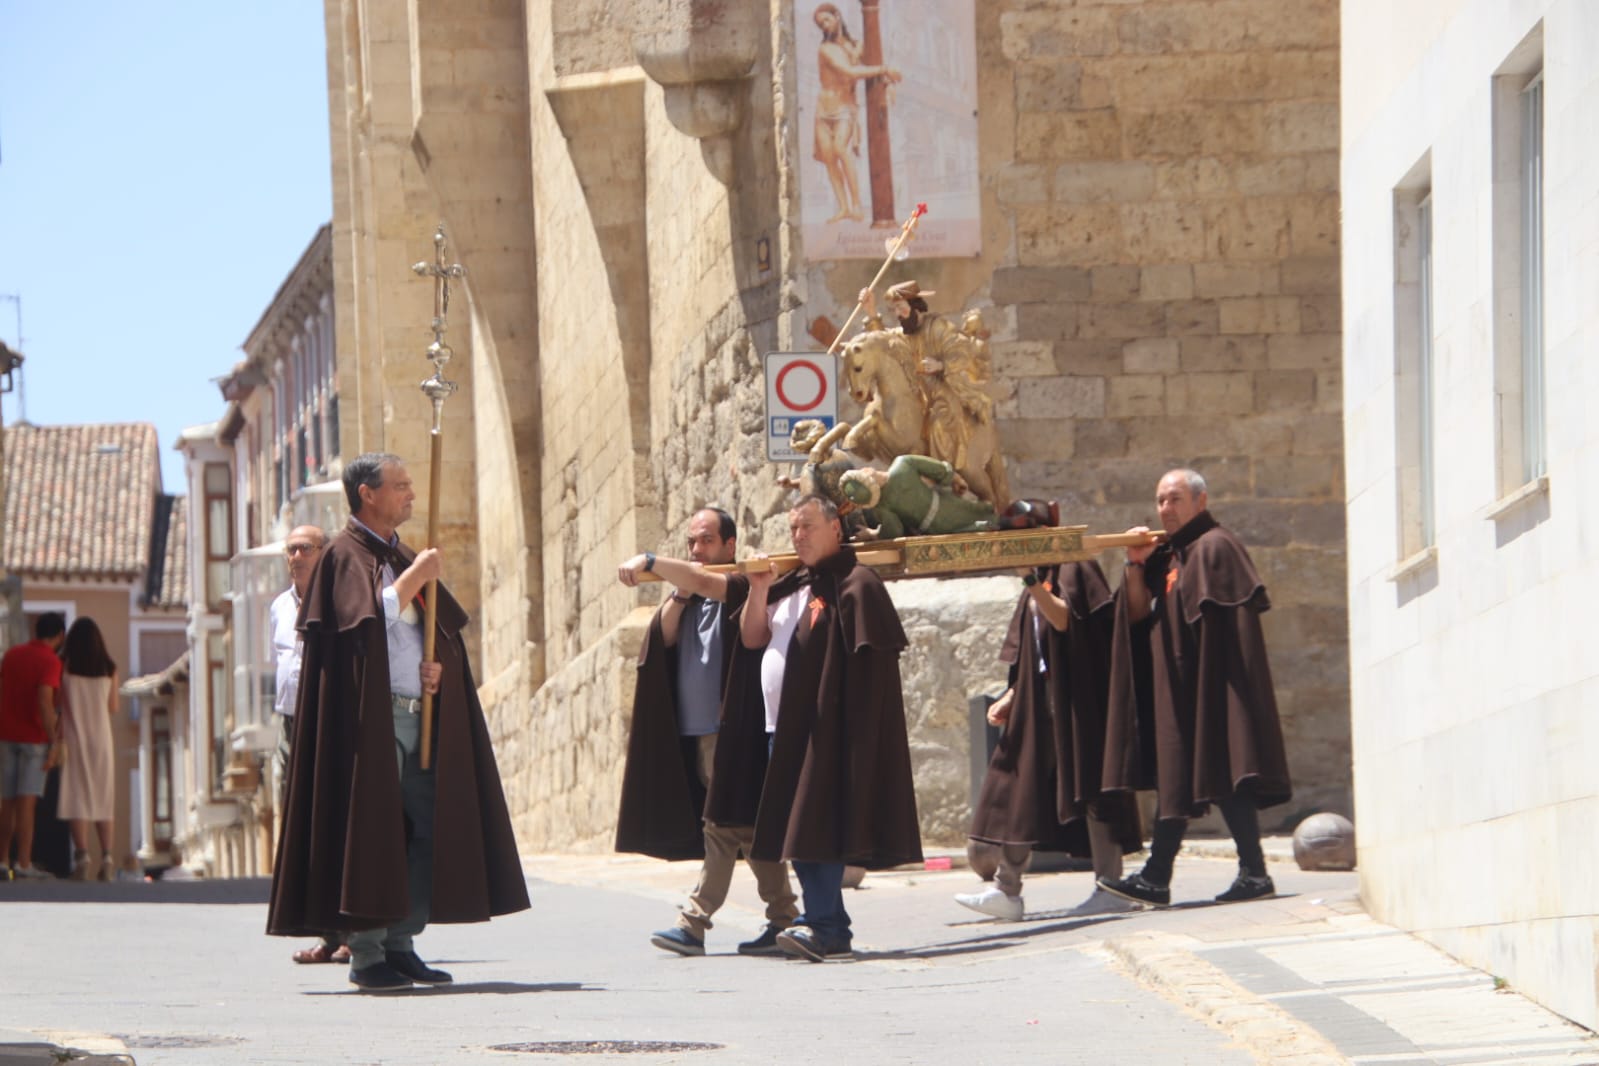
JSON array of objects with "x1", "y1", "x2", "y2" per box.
[
  {"x1": 1097, "y1": 932, "x2": 1350, "y2": 1066},
  {"x1": 2, "y1": 1030, "x2": 134, "y2": 1065}
]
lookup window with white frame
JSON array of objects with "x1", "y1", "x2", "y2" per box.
[
  {"x1": 1519, "y1": 72, "x2": 1544, "y2": 481},
  {"x1": 1490, "y1": 26, "x2": 1545, "y2": 498},
  {"x1": 1393, "y1": 159, "x2": 1436, "y2": 562}
]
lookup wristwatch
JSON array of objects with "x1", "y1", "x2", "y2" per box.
[
  {"x1": 1022, "y1": 572, "x2": 1039, "y2": 587},
  {"x1": 644, "y1": 552, "x2": 656, "y2": 572}
]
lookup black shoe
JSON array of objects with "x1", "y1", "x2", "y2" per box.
[
  {"x1": 384, "y1": 950, "x2": 453, "y2": 985},
  {"x1": 1214, "y1": 873, "x2": 1276, "y2": 903},
  {"x1": 737, "y1": 925, "x2": 786, "y2": 957},
  {"x1": 349, "y1": 961, "x2": 413, "y2": 993},
  {"x1": 1097, "y1": 873, "x2": 1171, "y2": 908},
  {"x1": 775, "y1": 927, "x2": 851, "y2": 963},
  {"x1": 649, "y1": 927, "x2": 706, "y2": 957}
]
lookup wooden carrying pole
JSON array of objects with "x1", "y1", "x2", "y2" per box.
[
  {"x1": 419, "y1": 430, "x2": 444, "y2": 769},
  {"x1": 633, "y1": 527, "x2": 1164, "y2": 584},
  {"x1": 413, "y1": 225, "x2": 464, "y2": 771}
]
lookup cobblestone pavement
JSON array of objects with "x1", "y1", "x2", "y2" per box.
[{"x1": 2, "y1": 843, "x2": 1595, "y2": 1065}]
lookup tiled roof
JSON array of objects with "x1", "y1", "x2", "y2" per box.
[
  {"x1": 143, "y1": 494, "x2": 188, "y2": 608},
  {"x1": 3, "y1": 422, "x2": 161, "y2": 581}
]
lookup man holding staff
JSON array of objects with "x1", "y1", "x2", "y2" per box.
[{"x1": 267, "y1": 453, "x2": 529, "y2": 992}]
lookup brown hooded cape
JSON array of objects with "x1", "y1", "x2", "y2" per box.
[
  {"x1": 969, "y1": 563, "x2": 1141, "y2": 855},
  {"x1": 1101, "y1": 511, "x2": 1292, "y2": 820},
  {"x1": 266, "y1": 520, "x2": 530, "y2": 937},
  {"x1": 614, "y1": 580, "x2": 749, "y2": 861},
  {"x1": 705, "y1": 547, "x2": 923, "y2": 869}
]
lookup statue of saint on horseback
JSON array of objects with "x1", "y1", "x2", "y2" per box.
[{"x1": 840, "y1": 281, "x2": 1011, "y2": 508}]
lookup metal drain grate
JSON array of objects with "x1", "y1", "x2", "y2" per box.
[
  {"x1": 112, "y1": 1034, "x2": 242, "y2": 1049},
  {"x1": 489, "y1": 1041, "x2": 723, "y2": 1055}
]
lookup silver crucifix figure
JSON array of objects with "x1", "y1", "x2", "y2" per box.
[{"x1": 413, "y1": 224, "x2": 465, "y2": 428}]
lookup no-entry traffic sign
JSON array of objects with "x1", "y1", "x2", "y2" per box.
[{"x1": 764, "y1": 351, "x2": 837, "y2": 461}]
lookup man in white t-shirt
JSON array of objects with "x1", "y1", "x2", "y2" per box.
[
  {"x1": 269, "y1": 524, "x2": 345, "y2": 966},
  {"x1": 725, "y1": 496, "x2": 923, "y2": 961}
]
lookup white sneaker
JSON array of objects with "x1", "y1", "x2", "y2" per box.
[
  {"x1": 954, "y1": 887, "x2": 1024, "y2": 921},
  {"x1": 12, "y1": 864, "x2": 51, "y2": 880},
  {"x1": 1066, "y1": 888, "x2": 1142, "y2": 917}
]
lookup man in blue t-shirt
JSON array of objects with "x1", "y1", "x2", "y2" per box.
[{"x1": 616, "y1": 508, "x2": 798, "y2": 956}]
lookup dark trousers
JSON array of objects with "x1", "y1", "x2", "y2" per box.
[
  {"x1": 765, "y1": 731, "x2": 852, "y2": 946},
  {"x1": 1141, "y1": 792, "x2": 1265, "y2": 885},
  {"x1": 346, "y1": 707, "x2": 436, "y2": 968},
  {"x1": 792, "y1": 861, "x2": 850, "y2": 945}
]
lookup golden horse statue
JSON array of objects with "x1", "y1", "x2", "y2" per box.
[{"x1": 839, "y1": 329, "x2": 1011, "y2": 508}]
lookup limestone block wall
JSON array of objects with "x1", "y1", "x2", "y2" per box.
[
  {"x1": 506, "y1": 609, "x2": 650, "y2": 852},
  {"x1": 796, "y1": 0, "x2": 1348, "y2": 820},
  {"x1": 328, "y1": 0, "x2": 1350, "y2": 854},
  {"x1": 325, "y1": 0, "x2": 550, "y2": 669},
  {"x1": 515, "y1": 0, "x2": 787, "y2": 849},
  {"x1": 890, "y1": 576, "x2": 1021, "y2": 845},
  {"x1": 1342, "y1": 0, "x2": 1599, "y2": 1031}
]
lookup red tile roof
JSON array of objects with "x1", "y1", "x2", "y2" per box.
[{"x1": 3, "y1": 422, "x2": 162, "y2": 581}]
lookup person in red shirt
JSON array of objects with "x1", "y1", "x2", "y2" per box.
[{"x1": 0, "y1": 612, "x2": 67, "y2": 879}]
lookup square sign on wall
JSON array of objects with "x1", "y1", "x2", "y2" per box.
[{"x1": 765, "y1": 351, "x2": 838, "y2": 461}]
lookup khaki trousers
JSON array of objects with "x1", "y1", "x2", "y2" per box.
[{"x1": 676, "y1": 733, "x2": 798, "y2": 937}]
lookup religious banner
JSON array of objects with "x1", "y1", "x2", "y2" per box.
[{"x1": 795, "y1": 0, "x2": 980, "y2": 261}]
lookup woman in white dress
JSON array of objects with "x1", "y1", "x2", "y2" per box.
[{"x1": 58, "y1": 617, "x2": 118, "y2": 881}]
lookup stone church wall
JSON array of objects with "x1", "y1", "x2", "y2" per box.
[{"x1": 326, "y1": 0, "x2": 1347, "y2": 853}]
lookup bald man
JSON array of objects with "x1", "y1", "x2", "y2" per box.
[{"x1": 1098, "y1": 469, "x2": 1292, "y2": 908}]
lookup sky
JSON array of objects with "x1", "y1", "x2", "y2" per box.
[{"x1": 0, "y1": 2, "x2": 333, "y2": 492}]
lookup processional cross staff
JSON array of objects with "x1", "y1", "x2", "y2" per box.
[{"x1": 412, "y1": 224, "x2": 464, "y2": 771}]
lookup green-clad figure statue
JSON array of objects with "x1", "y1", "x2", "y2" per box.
[{"x1": 839, "y1": 454, "x2": 999, "y2": 540}]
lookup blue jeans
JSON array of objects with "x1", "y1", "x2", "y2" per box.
[
  {"x1": 767, "y1": 732, "x2": 851, "y2": 946},
  {"x1": 791, "y1": 861, "x2": 850, "y2": 945}
]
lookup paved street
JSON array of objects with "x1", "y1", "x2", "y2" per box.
[{"x1": 2, "y1": 849, "x2": 1596, "y2": 1065}]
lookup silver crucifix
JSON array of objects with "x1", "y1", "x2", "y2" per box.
[{"x1": 412, "y1": 223, "x2": 465, "y2": 430}]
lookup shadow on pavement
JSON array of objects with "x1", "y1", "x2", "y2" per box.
[
  {"x1": 304, "y1": 982, "x2": 591, "y2": 996},
  {"x1": 859, "y1": 911, "x2": 1142, "y2": 961},
  {"x1": 0, "y1": 877, "x2": 272, "y2": 905}
]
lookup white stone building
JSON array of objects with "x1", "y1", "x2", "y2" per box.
[{"x1": 1342, "y1": 0, "x2": 1599, "y2": 1031}]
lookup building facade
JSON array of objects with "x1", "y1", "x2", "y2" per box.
[
  {"x1": 162, "y1": 227, "x2": 343, "y2": 878},
  {"x1": 318, "y1": 0, "x2": 1348, "y2": 849},
  {"x1": 2, "y1": 421, "x2": 186, "y2": 876},
  {"x1": 1342, "y1": 0, "x2": 1599, "y2": 1031}
]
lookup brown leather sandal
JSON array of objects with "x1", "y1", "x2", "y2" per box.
[{"x1": 292, "y1": 942, "x2": 341, "y2": 964}]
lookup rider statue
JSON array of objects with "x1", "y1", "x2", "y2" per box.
[{"x1": 858, "y1": 281, "x2": 997, "y2": 485}]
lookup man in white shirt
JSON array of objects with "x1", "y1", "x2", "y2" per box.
[{"x1": 270, "y1": 524, "x2": 344, "y2": 965}]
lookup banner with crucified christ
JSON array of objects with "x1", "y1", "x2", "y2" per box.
[{"x1": 795, "y1": 0, "x2": 980, "y2": 261}]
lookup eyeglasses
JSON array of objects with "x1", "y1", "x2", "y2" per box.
[{"x1": 285, "y1": 543, "x2": 321, "y2": 556}]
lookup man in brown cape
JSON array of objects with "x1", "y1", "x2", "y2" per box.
[
  {"x1": 956, "y1": 561, "x2": 1142, "y2": 921},
  {"x1": 614, "y1": 507, "x2": 798, "y2": 957},
  {"x1": 706, "y1": 495, "x2": 922, "y2": 962},
  {"x1": 267, "y1": 453, "x2": 530, "y2": 992},
  {"x1": 1098, "y1": 468, "x2": 1292, "y2": 908}
]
